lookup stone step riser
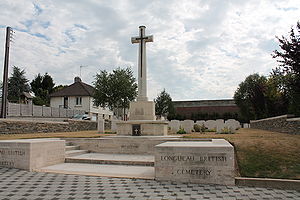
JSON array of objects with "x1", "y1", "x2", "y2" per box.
[
  {"x1": 65, "y1": 150, "x2": 89, "y2": 157},
  {"x1": 65, "y1": 158, "x2": 154, "y2": 166},
  {"x1": 65, "y1": 145, "x2": 80, "y2": 151},
  {"x1": 65, "y1": 142, "x2": 73, "y2": 146}
]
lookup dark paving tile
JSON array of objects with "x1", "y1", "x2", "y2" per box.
[{"x1": 0, "y1": 167, "x2": 299, "y2": 199}]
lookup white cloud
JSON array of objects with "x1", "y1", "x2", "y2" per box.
[{"x1": 0, "y1": 0, "x2": 299, "y2": 100}]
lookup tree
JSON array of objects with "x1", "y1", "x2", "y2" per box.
[
  {"x1": 272, "y1": 21, "x2": 300, "y2": 115},
  {"x1": 30, "y1": 73, "x2": 55, "y2": 106},
  {"x1": 154, "y1": 89, "x2": 175, "y2": 120},
  {"x1": 8, "y1": 66, "x2": 30, "y2": 102},
  {"x1": 41, "y1": 73, "x2": 55, "y2": 94},
  {"x1": 53, "y1": 85, "x2": 68, "y2": 93},
  {"x1": 93, "y1": 67, "x2": 137, "y2": 119},
  {"x1": 30, "y1": 73, "x2": 43, "y2": 97},
  {"x1": 264, "y1": 71, "x2": 289, "y2": 116},
  {"x1": 234, "y1": 74, "x2": 268, "y2": 121}
]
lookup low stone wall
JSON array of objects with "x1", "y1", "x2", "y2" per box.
[
  {"x1": 0, "y1": 139, "x2": 65, "y2": 171},
  {"x1": 0, "y1": 119, "x2": 97, "y2": 134},
  {"x1": 250, "y1": 115, "x2": 300, "y2": 135}
]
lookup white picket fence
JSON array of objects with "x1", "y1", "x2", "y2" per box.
[{"x1": 1, "y1": 102, "x2": 84, "y2": 118}]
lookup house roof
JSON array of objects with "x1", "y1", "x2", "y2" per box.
[
  {"x1": 22, "y1": 92, "x2": 33, "y2": 99},
  {"x1": 50, "y1": 78, "x2": 94, "y2": 97}
]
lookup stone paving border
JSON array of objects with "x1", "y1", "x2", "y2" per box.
[
  {"x1": 236, "y1": 177, "x2": 300, "y2": 191},
  {"x1": 0, "y1": 167, "x2": 299, "y2": 200}
]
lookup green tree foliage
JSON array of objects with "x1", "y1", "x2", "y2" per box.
[
  {"x1": 53, "y1": 85, "x2": 68, "y2": 93},
  {"x1": 154, "y1": 89, "x2": 175, "y2": 119},
  {"x1": 264, "y1": 72, "x2": 289, "y2": 116},
  {"x1": 93, "y1": 67, "x2": 138, "y2": 118},
  {"x1": 8, "y1": 66, "x2": 30, "y2": 102},
  {"x1": 234, "y1": 22, "x2": 300, "y2": 120},
  {"x1": 30, "y1": 73, "x2": 55, "y2": 106},
  {"x1": 234, "y1": 74, "x2": 268, "y2": 121},
  {"x1": 272, "y1": 21, "x2": 300, "y2": 115},
  {"x1": 234, "y1": 72, "x2": 293, "y2": 121}
]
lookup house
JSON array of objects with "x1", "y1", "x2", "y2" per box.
[
  {"x1": 20, "y1": 92, "x2": 33, "y2": 104},
  {"x1": 50, "y1": 77, "x2": 113, "y2": 120}
]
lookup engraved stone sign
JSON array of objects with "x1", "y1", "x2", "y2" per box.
[
  {"x1": 0, "y1": 139, "x2": 65, "y2": 171},
  {"x1": 155, "y1": 139, "x2": 235, "y2": 185}
]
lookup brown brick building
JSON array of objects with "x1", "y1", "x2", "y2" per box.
[{"x1": 173, "y1": 99, "x2": 240, "y2": 119}]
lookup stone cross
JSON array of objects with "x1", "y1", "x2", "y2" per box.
[
  {"x1": 131, "y1": 26, "x2": 153, "y2": 101},
  {"x1": 134, "y1": 129, "x2": 139, "y2": 135}
]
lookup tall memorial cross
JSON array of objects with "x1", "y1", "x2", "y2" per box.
[{"x1": 131, "y1": 26, "x2": 153, "y2": 101}]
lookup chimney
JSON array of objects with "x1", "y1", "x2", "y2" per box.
[{"x1": 74, "y1": 77, "x2": 82, "y2": 83}]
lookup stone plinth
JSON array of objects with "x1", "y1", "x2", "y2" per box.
[
  {"x1": 155, "y1": 139, "x2": 235, "y2": 185},
  {"x1": 129, "y1": 101, "x2": 155, "y2": 120},
  {"x1": 98, "y1": 118, "x2": 104, "y2": 132},
  {"x1": 117, "y1": 120, "x2": 168, "y2": 136},
  {"x1": 0, "y1": 139, "x2": 65, "y2": 171},
  {"x1": 65, "y1": 136, "x2": 182, "y2": 155}
]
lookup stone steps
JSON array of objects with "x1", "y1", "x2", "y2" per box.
[
  {"x1": 39, "y1": 163, "x2": 155, "y2": 179},
  {"x1": 65, "y1": 145, "x2": 80, "y2": 151},
  {"x1": 48, "y1": 142, "x2": 157, "y2": 179},
  {"x1": 65, "y1": 150, "x2": 89, "y2": 157},
  {"x1": 65, "y1": 153, "x2": 154, "y2": 166}
]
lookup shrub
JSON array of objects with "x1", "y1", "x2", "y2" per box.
[
  {"x1": 218, "y1": 127, "x2": 233, "y2": 134},
  {"x1": 205, "y1": 128, "x2": 216, "y2": 132},
  {"x1": 194, "y1": 124, "x2": 201, "y2": 132},
  {"x1": 177, "y1": 128, "x2": 186, "y2": 134},
  {"x1": 194, "y1": 124, "x2": 206, "y2": 132}
]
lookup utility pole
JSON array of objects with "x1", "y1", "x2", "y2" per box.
[{"x1": 1, "y1": 27, "x2": 13, "y2": 118}]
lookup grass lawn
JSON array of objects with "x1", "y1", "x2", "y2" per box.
[
  {"x1": 0, "y1": 130, "x2": 112, "y2": 139},
  {"x1": 0, "y1": 128, "x2": 299, "y2": 180},
  {"x1": 184, "y1": 128, "x2": 300, "y2": 180}
]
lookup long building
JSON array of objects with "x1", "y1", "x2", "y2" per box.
[{"x1": 173, "y1": 99, "x2": 240, "y2": 119}]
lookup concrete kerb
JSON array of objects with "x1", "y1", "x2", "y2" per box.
[{"x1": 235, "y1": 177, "x2": 300, "y2": 191}]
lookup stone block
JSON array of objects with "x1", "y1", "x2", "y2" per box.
[
  {"x1": 98, "y1": 119, "x2": 105, "y2": 132},
  {"x1": 0, "y1": 139, "x2": 65, "y2": 171},
  {"x1": 196, "y1": 120, "x2": 205, "y2": 126},
  {"x1": 181, "y1": 120, "x2": 194, "y2": 133},
  {"x1": 155, "y1": 139, "x2": 235, "y2": 185},
  {"x1": 243, "y1": 123, "x2": 250, "y2": 128},
  {"x1": 225, "y1": 119, "x2": 241, "y2": 132},
  {"x1": 65, "y1": 136, "x2": 182, "y2": 155},
  {"x1": 129, "y1": 101, "x2": 155, "y2": 120},
  {"x1": 216, "y1": 119, "x2": 225, "y2": 133},
  {"x1": 204, "y1": 120, "x2": 216, "y2": 130},
  {"x1": 111, "y1": 120, "x2": 119, "y2": 132},
  {"x1": 117, "y1": 120, "x2": 168, "y2": 136},
  {"x1": 169, "y1": 120, "x2": 180, "y2": 133}
]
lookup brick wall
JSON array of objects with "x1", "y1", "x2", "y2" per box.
[
  {"x1": 250, "y1": 115, "x2": 300, "y2": 135},
  {"x1": 173, "y1": 99, "x2": 240, "y2": 118},
  {"x1": 0, "y1": 119, "x2": 97, "y2": 134},
  {"x1": 175, "y1": 106, "x2": 240, "y2": 116}
]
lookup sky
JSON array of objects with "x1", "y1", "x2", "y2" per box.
[{"x1": 0, "y1": 0, "x2": 299, "y2": 101}]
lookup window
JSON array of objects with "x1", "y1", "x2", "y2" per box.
[
  {"x1": 76, "y1": 97, "x2": 82, "y2": 105},
  {"x1": 93, "y1": 100, "x2": 97, "y2": 107}
]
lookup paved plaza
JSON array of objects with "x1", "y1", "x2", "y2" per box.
[{"x1": 0, "y1": 167, "x2": 299, "y2": 200}]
